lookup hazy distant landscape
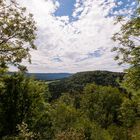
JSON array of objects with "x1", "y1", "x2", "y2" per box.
[
  {"x1": 9, "y1": 72, "x2": 73, "y2": 80},
  {"x1": 10, "y1": 71, "x2": 123, "y2": 81},
  {"x1": 27, "y1": 73, "x2": 73, "y2": 80}
]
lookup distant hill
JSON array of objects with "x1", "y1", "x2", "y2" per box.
[
  {"x1": 9, "y1": 72, "x2": 73, "y2": 81},
  {"x1": 48, "y1": 71, "x2": 124, "y2": 100},
  {"x1": 26, "y1": 73, "x2": 73, "y2": 80}
]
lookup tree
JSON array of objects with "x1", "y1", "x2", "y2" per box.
[
  {"x1": 130, "y1": 121, "x2": 140, "y2": 140},
  {"x1": 119, "y1": 98, "x2": 136, "y2": 128},
  {"x1": 112, "y1": 2, "x2": 140, "y2": 138},
  {"x1": 1, "y1": 122, "x2": 39, "y2": 140},
  {"x1": 55, "y1": 129, "x2": 85, "y2": 140},
  {"x1": 0, "y1": 0, "x2": 37, "y2": 71},
  {"x1": 50, "y1": 102, "x2": 79, "y2": 132},
  {"x1": 112, "y1": 0, "x2": 140, "y2": 66},
  {"x1": 112, "y1": 0, "x2": 140, "y2": 92},
  {"x1": 0, "y1": 73, "x2": 47, "y2": 138},
  {"x1": 74, "y1": 118, "x2": 112, "y2": 140},
  {"x1": 81, "y1": 84, "x2": 123, "y2": 128},
  {"x1": 107, "y1": 125, "x2": 127, "y2": 140}
]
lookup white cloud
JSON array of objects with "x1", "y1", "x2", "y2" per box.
[{"x1": 13, "y1": 0, "x2": 131, "y2": 73}]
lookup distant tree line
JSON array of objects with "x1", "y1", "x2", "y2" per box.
[{"x1": 48, "y1": 71, "x2": 124, "y2": 100}]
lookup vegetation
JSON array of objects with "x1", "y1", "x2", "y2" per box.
[
  {"x1": 0, "y1": 0, "x2": 37, "y2": 72},
  {"x1": 0, "y1": 0, "x2": 140, "y2": 140},
  {"x1": 48, "y1": 71, "x2": 124, "y2": 100},
  {"x1": 112, "y1": 0, "x2": 140, "y2": 93}
]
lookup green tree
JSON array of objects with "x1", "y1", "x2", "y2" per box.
[
  {"x1": 112, "y1": 0, "x2": 140, "y2": 92},
  {"x1": 130, "y1": 121, "x2": 140, "y2": 140},
  {"x1": 119, "y1": 98, "x2": 136, "y2": 128},
  {"x1": 0, "y1": 73, "x2": 47, "y2": 138},
  {"x1": 74, "y1": 118, "x2": 112, "y2": 140},
  {"x1": 32, "y1": 103, "x2": 55, "y2": 140},
  {"x1": 81, "y1": 84, "x2": 123, "y2": 128},
  {"x1": 0, "y1": 1, "x2": 50, "y2": 139},
  {"x1": 107, "y1": 125, "x2": 127, "y2": 140},
  {"x1": 0, "y1": 0, "x2": 37, "y2": 71},
  {"x1": 49, "y1": 94, "x2": 112, "y2": 140},
  {"x1": 1, "y1": 122, "x2": 38, "y2": 140},
  {"x1": 50, "y1": 102, "x2": 79, "y2": 132},
  {"x1": 55, "y1": 128, "x2": 85, "y2": 140},
  {"x1": 15, "y1": 122, "x2": 38, "y2": 140},
  {"x1": 112, "y1": 2, "x2": 140, "y2": 137}
]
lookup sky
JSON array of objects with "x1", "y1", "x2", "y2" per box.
[{"x1": 14, "y1": 0, "x2": 136, "y2": 73}]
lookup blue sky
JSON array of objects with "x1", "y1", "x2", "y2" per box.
[
  {"x1": 54, "y1": 0, "x2": 136, "y2": 19},
  {"x1": 15, "y1": 0, "x2": 137, "y2": 73},
  {"x1": 54, "y1": 0, "x2": 76, "y2": 18},
  {"x1": 54, "y1": 0, "x2": 84, "y2": 22}
]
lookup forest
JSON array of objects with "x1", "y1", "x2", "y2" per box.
[{"x1": 0, "y1": 0, "x2": 140, "y2": 140}]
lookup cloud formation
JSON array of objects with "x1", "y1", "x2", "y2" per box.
[{"x1": 14, "y1": 0, "x2": 135, "y2": 73}]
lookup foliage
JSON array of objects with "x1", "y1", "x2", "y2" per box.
[
  {"x1": 0, "y1": 0, "x2": 37, "y2": 71},
  {"x1": 107, "y1": 125, "x2": 127, "y2": 140},
  {"x1": 0, "y1": 73, "x2": 47, "y2": 138},
  {"x1": 112, "y1": 3, "x2": 140, "y2": 139},
  {"x1": 16, "y1": 122, "x2": 38, "y2": 140},
  {"x1": 0, "y1": 74, "x2": 139, "y2": 140},
  {"x1": 54, "y1": 129, "x2": 85, "y2": 140},
  {"x1": 50, "y1": 102, "x2": 79, "y2": 132},
  {"x1": 112, "y1": 0, "x2": 140, "y2": 66},
  {"x1": 1, "y1": 122, "x2": 38, "y2": 140},
  {"x1": 73, "y1": 118, "x2": 112, "y2": 140},
  {"x1": 130, "y1": 121, "x2": 140, "y2": 140},
  {"x1": 118, "y1": 98, "x2": 137, "y2": 128},
  {"x1": 112, "y1": 0, "x2": 140, "y2": 92},
  {"x1": 81, "y1": 84, "x2": 123, "y2": 128},
  {"x1": 121, "y1": 66, "x2": 140, "y2": 92},
  {"x1": 48, "y1": 71, "x2": 124, "y2": 100}
]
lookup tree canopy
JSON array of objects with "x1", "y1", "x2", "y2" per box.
[
  {"x1": 112, "y1": 0, "x2": 140, "y2": 66},
  {"x1": 0, "y1": 0, "x2": 37, "y2": 71},
  {"x1": 112, "y1": 0, "x2": 140, "y2": 92}
]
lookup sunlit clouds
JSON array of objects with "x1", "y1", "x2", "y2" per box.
[{"x1": 15, "y1": 0, "x2": 136, "y2": 73}]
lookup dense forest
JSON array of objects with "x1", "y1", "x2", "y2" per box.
[
  {"x1": 48, "y1": 71, "x2": 124, "y2": 100},
  {"x1": 0, "y1": 0, "x2": 140, "y2": 140}
]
